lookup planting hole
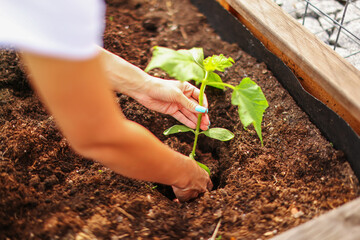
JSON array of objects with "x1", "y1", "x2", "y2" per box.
[
  {"x1": 210, "y1": 173, "x2": 222, "y2": 190},
  {"x1": 155, "y1": 184, "x2": 176, "y2": 201}
]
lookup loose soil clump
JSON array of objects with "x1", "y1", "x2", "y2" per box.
[{"x1": 1, "y1": 0, "x2": 359, "y2": 239}]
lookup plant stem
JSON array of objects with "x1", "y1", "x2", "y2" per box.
[{"x1": 190, "y1": 71, "x2": 208, "y2": 159}]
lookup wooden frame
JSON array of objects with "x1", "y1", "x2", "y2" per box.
[
  {"x1": 271, "y1": 197, "x2": 360, "y2": 240},
  {"x1": 206, "y1": 1, "x2": 360, "y2": 239},
  {"x1": 217, "y1": 0, "x2": 360, "y2": 135}
]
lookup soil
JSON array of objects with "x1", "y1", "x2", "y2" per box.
[{"x1": 1, "y1": 0, "x2": 359, "y2": 239}]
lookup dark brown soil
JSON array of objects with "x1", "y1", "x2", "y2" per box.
[{"x1": 1, "y1": 0, "x2": 359, "y2": 239}]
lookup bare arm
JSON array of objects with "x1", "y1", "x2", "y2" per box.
[
  {"x1": 99, "y1": 47, "x2": 210, "y2": 130},
  {"x1": 21, "y1": 52, "x2": 212, "y2": 201},
  {"x1": 99, "y1": 47, "x2": 152, "y2": 97}
]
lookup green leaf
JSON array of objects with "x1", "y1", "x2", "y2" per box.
[
  {"x1": 231, "y1": 78, "x2": 268, "y2": 145},
  {"x1": 207, "y1": 72, "x2": 225, "y2": 89},
  {"x1": 201, "y1": 127, "x2": 234, "y2": 141},
  {"x1": 196, "y1": 161, "x2": 211, "y2": 176},
  {"x1": 145, "y1": 46, "x2": 205, "y2": 83},
  {"x1": 163, "y1": 125, "x2": 195, "y2": 135},
  {"x1": 204, "y1": 54, "x2": 234, "y2": 72},
  {"x1": 178, "y1": 48, "x2": 204, "y2": 67}
]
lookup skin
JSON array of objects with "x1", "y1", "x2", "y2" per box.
[
  {"x1": 20, "y1": 48, "x2": 213, "y2": 202},
  {"x1": 100, "y1": 47, "x2": 210, "y2": 131}
]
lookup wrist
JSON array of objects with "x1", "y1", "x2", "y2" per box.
[{"x1": 99, "y1": 47, "x2": 152, "y2": 96}]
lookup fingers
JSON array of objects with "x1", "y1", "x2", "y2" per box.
[
  {"x1": 172, "y1": 187, "x2": 201, "y2": 202},
  {"x1": 171, "y1": 81, "x2": 211, "y2": 130},
  {"x1": 179, "y1": 82, "x2": 209, "y2": 112},
  {"x1": 172, "y1": 181, "x2": 211, "y2": 202},
  {"x1": 172, "y1": 108, "x2": 210, "y2": 131},
  {"x1": 178, "y1": 107, "x2": 198, "y2": 124},
  {"x1": 172, "y1": 111, "x2": 196, "y2": 129},
  {"x1": 172, "y1": 185, "x2": 205, "y2": 202},
  {"x1": 172, "y1": 166, "x2": 213, "y2": 202},
  {"x1": 200, "y1": 114, "x2": 210, "y2": 131},
  {"x1": 207, "y1": 179, "x2": 213, "y2": 191},
  {"x1": 183, "y1": 82, "x2": 208, "y2": 109},
  {"x1": 178, "y1": 92, "x2": 207, "y2": 114}
]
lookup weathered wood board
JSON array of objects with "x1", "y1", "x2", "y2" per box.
[
  {"x1": 219, "y1": 0, "x2": 360, "y2": 135},
  {"x1": 270, "y1": 197, "x2": 360, "y2": 240},
  {"x1": 207, "y1": 1, "x2": 360, "y2": 238}
]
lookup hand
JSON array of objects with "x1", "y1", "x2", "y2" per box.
[
  {"x1": 171, "y1": 160, "x2": 213, "y2": 202},
  {"x1": 133, "y1": 76, "x2": 210, "y2": 131},
  {"x1": 99, "y1": 48, "x2": 210, "y2": 130}
]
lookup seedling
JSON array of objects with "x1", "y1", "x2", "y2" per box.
[{"x1": 145, "y1": 47, "x2": 268, "y2": 174}]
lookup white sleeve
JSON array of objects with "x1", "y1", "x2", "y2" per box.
[{"x1": 0, "y1": 0, "x2": 106, "y2": 60}]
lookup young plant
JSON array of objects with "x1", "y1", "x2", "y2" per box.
[{"x1": 145, "y1": 47, "x2": 268, "y2": 174}]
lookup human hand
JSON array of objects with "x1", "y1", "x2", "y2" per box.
[
  {"x1": 99, "y1": 48, "x2": 209, "y2": 130},
  {"x1": 133, "y1": 76, "x2": 210, "y2": 131},
  {"x1": 171, "y1": 159, "x2": 213, "y2": 202}
]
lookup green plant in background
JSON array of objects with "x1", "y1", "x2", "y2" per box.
[{"x1": 145, "y1": 46, "x2": 268, "y2": 174}]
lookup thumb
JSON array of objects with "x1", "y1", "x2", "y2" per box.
[{"x1": 178, "y1": 94, "x2": 208, "y2": 114}]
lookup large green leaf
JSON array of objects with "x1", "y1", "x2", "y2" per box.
[
  {"x1": 145, "y1": 46, "x2": 205, "y2": 83},
  {"x1": 207, "y1": 72, "x2": 225, "y2": 89},
  {"x1": 204, "y1": 54, "x2": 234, "y2": 72},
  {"x1": 231, "y1": 78, "x2": 268, "y2": 145},
  {"x1": 201, "y1": 127, "x2": 234, "y2": 141},
  {"x1": 163, "y1": 125, "x2": 195, "y2": 135}
]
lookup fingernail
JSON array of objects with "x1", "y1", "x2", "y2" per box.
[{"x1": 195, "y1": 105, "x2": 208, "y2": 113}]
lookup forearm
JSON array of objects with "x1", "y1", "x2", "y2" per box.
[
  {"x1": 76, "y1": 118, "x2": 196, "y2": 188},
  {"x1": 99, "y1": 47, "x2": 152, "y2": 97}
]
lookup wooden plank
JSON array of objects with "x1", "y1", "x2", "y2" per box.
[
  {"x1": 219, "y1": 0, "x2": 360, "y2": 135},
  {"x1": 270, "y1": 197, "x2": 360, "y2": 240}
]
